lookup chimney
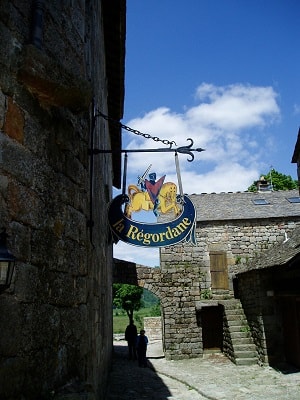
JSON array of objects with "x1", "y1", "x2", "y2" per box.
[{"x1": 256, "y1": 176, "x2": 273, "y2": 192}]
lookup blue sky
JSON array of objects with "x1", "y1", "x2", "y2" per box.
[{"x1": 113, "y1": 0, "x2": 300, "y2": 267}]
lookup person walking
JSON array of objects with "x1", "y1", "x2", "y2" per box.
[
  {"x1": 136, "y1": 329, "x2": 148, "y2": 367},
  {"x1": 125, "y1": 319, "x2": 138, "y2": 360}
]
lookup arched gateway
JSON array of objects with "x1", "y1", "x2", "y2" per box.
[
  {"x1": 113, "y1": 258, "x2": 257, "y2": 363},
  {"x1": 113, "y1": 259, "x2": 161, "y2": 302},
  {"x1": 113, "y1": 258, "x2": 205, "y2": 360}
]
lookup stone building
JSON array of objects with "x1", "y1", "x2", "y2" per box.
[
  {"x1": 236, "y1": 225, "x2": 300, "y2": 369},
  {"x1": 159, "y1": 188, "x2": 300, "y2": 361},
  {"x1": 0, "y1": 1, "x2": 125, "y2": 399}
]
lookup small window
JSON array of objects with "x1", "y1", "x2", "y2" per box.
[
  {"x1": 287, "y1": 197, "x2": 300, "y2": 203},
  {"x1": 253, "y1": 199, "x2": 269, "y2": 205}
]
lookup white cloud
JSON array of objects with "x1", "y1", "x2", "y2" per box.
[
  {"x1": 122, "y1": 83, "x2": 280, "y2": 194},
  {"x1": 113, "y1": 241, "x2": 159, "y2": 267},
  {"x1": 192, "y1": 83, "x2": 280, "y2": 130}
]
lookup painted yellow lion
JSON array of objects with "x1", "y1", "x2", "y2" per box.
[{"x1": 124, "y1": 182, "x2": 181, "y2": 218}]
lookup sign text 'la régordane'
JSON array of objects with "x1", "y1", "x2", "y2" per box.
[{"x1": 112, "y1": 216, "x2": 192, "y2": 246}]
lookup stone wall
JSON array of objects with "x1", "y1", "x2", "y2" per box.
[
  {"x1": 237, "y1": 271, "x2": 265, "y2": 364},
  {"x1": 159, "y1": 217, "x2": 300, "y2": 359},
  {"x1": 160, "y1": 265, "x2": 203, "y2": 359},
  {"x1": 0, "y1": 1, "x2": 120, "y2": 398},
  {"x1": 143, "y1": 317, "x2": 162, "y2": 341},
  {"x1": 237, "y1": 270, "x2": 285, "y2": 365}
]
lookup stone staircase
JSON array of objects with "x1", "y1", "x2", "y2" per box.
[{"x1": 221, "y1": 299, "x2": 258, "y2": 366}]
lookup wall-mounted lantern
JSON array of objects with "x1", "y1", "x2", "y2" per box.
[{"x1": 0, "y1": 228, "x2": 16, "y2": 294}]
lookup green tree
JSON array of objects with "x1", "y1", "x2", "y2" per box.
[
  {"x1": 113, "y1": 284, "x2": 144, "y2": 323},
  {"x1": 149, "y1": 302, "x2": 161, "y2": 316},
  {"x1": 142, "y1": 288, "x2": 159, "y2": 307},
  {"x1": 248, "y1": 169, "x2": 298, "y2": 191}
]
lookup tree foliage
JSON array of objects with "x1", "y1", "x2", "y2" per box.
[
  {"x1": 113, "y1": 284, "x2": 144, "y2": 322},
  {"x1": 142, "y1": 288, "x2": 159, "y2": 307},
  {"x1": 248, "y1": 169, "x2": 298, "y2": 192}
]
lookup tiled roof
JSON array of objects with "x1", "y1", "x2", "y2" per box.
[
  {"x1": 237, "y1": 225, "x2": 300, "y2": 274},
  {"x1": 189, "y1": 189, "x2": 300, "y2": 222}
]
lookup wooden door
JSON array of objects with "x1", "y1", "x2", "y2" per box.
[{"x1": 210, "y1": 251, "x2": 228, "y2": 289}]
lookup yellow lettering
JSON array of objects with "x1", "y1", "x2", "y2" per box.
[
  {"x1": 143, "y1": 233, "x2": 151, "y2": 245},
  {"x1": 182, "y1": 217, "x2": 191, "y2": 226},
  {"x1": 122, "y1": 216, "x2": 193, "y2": 246},
  {"x1": 136, "y1": 230, "x2": 144, "y2": 241},
  {"x1": 113, "y1": 218, "x2": 125, "y2": 233},
  {"x1": 152, "y1": 233, "x2": 160, "y2": 242},
  {"x1": 159, "y1": 232, "x2": 166, "y2": 241},
  {"x1": 126, "y1": 224, "x2": 139, "y2": 238},
  {"x1": 176, "y1": 222, "x2": 187, "y2": 233},
  {"x1": 166, "y1": 226, "x2": 174, "y2": 240},
  {"x1": 172, "y1": 227, "x2": 181, "y2": 237}
]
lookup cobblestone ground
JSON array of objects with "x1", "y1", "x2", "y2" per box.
[
  {"x1": 105, "y1": 341, "x2": 205, "y2": 400},
  {"x1": 105, "y1": 340, "x2": 300, "y2": 400}
]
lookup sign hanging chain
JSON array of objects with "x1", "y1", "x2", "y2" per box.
[{"x1": 96, "y1": 111, "x2": 176, "y2": 147}]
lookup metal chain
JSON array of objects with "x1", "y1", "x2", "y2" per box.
[{"x1": 96, "y1": 111, "x2": 176, "y2": 147}]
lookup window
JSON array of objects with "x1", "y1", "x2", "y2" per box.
[
  {"x1": 287, "y1": 197, "x2": 300, "y2": 203},
  {"x1": 252, "y1": 199, "x2": 269, "y2": 205}
]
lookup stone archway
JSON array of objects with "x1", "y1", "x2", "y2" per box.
[
  {"x1": 113, "y1": 258, "x2": 204, "y2": 360},
  {"x1": 113, "y1": 258, "x2": 161, "y2": 299},
  {"x1": 113, "y1": 258, "x2": 163, "y2": 352}
]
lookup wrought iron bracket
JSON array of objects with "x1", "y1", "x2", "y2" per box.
[{"x1": 88, "y1": 138, "x2": 205, "y2": 162}]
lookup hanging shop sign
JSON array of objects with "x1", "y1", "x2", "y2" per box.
[
  {"x1": 108, "y1": 166, "x2": 197, "y2": 248},
  {"x1": 89, "y1": 111, "x2": 204, "y2": 248}
]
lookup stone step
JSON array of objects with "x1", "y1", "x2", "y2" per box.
[
  {"x1": 231, "y1": 337, "x2": 255, "y2": 345},
  {"x1": 221, "y1": 298, "x2": 242, "y2": 304},
  {"x1": 230, "y1": 331, "x2": 252, "y2": 339},
  {"x1": 225, "y1": 318, "x2": 247, "y2": 326},
  {"x1": 234, "y1": 350, "x2": 257, "y2": 359},
  {"x1": 224, "y1": 308, "x2": 244, "y2": 314},
  {"x1": 212, "y1": 296, "x2": 233, "y2": 301},
  {"x1": 226, "y1": 338, "x2": 253, "y2": 347},
  {"x1": 224, "y1": 309, "x2": 244, "y2": 315},
  {"x1": 233, "y1": 339, "x2": 256, "y2": 348},
  {"x1": 233, "y1": 344, "x2": 256, "y2": 352},
  {"x1": 211, "y1": 290, "x2": 231, "y2": 295},
  {"x1": 222, "y1": 302, "x2": 242, "y2": 309},
  {"x1": 235, "y1": 357, "x2": 258, "y2": 366},
  {"x1": 231, "y1": 336, "x2": 254, "y2": 346},
  {"x1": 227, "y1": 324, "x2": 250, "y2": 332}
]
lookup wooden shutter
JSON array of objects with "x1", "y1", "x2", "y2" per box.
[{"x1": 209, "y1": 251, "x2": 228, "y2": 289}]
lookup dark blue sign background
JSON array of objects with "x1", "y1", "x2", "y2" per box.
[{"x1": 108, "y1": 194, "x2": 197, "y2": 247}]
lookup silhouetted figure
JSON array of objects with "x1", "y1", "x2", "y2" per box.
[
  {"x1": 125, "y1": 319, "x2": 137, "y2": 360},
  {"x1": 136, "y1": 329, "x2": 148, "y2": 367}
]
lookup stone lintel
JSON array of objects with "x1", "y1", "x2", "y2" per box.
[{"x1": 195, "y1": 300, "x2": 219, "y2": 310}]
